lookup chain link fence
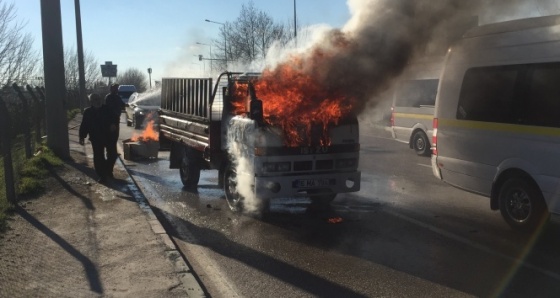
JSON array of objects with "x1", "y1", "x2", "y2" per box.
[{"x1": 0, "y1": 85, "x2": 83, "y2": 211}]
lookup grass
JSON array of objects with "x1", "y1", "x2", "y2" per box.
[
  {"x1": 0, "y1": 109, "x2": 77, "y2": 233},
  {"x1": 17, "y1": 144, "x2": 64, "y2": 194},
  {"x1": 0, "y1": 144, "x2": 63, "y2": 233}
]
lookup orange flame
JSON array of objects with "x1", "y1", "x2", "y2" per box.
[
  {"x1": 131, "y1": 120, "x2": 159, "y2": 142},
  {"x1": 231, "y1": 51, "x2": 356, "y2": 147}
]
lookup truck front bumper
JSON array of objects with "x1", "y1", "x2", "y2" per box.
[{"x1": 254, "y1": 171, "x2": 361, "y2": 199}]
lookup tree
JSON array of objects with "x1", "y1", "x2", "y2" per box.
[
  {"x1": 116, "y1": 68, "x2": 147, "y2": 93},
  {"x1": 63, "y1": 47, "x2": 100, "y2": 90},
  {"x1": 211, "y1": 1, "x2": 289, "y2": 69},
  {"x1": 0, "y1": 1, "x2": 40, "y2": 87}
]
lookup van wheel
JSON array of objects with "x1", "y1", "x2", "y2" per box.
[
  {"x1": 498, "y1": 177, "x2": 549, "y2": 232},
  {"x1": 179, "y1": 149, "x2": 201, "y2": 188},
  {"x1": 412, "y1": 131, "x2": 431, "y2": 156},
  {"x1": 223, "y1": 163, "x2": 243, "y2": 212}
]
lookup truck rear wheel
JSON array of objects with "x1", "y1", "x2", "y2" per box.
[
  {"x1": 498, "y1": 177, "x2": 549, "y2": 232},
  {"x1": 223, "y1": 163, "x2": 243, "y2": 212},
  {"x1": 179, "y1": 149, "x2": 201, "y2": 188}
]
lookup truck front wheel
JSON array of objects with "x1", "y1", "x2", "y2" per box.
[
  {"x1": 223, "y1": 163, "x2": 243, "y2": 212},
  {"x1": 180, "y1": 149, "x2": 201, "y2": 188}
]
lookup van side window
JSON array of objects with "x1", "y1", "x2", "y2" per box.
[
  {"x1": 395, "y1": 79, "x2": 438, "y2": 107},
  {"x1": 457, "y1": 66, "x2": 519, "y2": 123},
  {"x1": 524, "y1": 64, "x2": 560, "y2": 128},
  {"x1": 458, "y1": 63, "x2": 560, "y2": 127}
]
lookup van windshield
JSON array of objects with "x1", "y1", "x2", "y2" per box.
[{"x1": 395, "y1": 79, "x2": 438, "y2": 107}]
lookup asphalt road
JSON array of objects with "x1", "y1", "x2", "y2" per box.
[{"x1": 120, "y1": 118, "x2": 560, "y2": 298}]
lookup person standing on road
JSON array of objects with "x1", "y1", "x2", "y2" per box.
[
  {"x1": 104, "y1": 83, "x2": 125, "y2": 178},
  {"x1": 79, "y1": 93, "x2": 112, "y2": 183}
]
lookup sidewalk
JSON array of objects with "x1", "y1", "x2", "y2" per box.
[{"x1": 0, "y1": 115, "x2": 206, "y2": 297}]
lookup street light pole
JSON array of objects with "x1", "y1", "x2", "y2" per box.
[
  {"x1": 294, "y1": 0, "x2": 297, "y2": 41},
  {"x1": 196, "y1": 42, "x2": 212, "y2": 73},
  {"x1": 205, "y1": 19, "x2": 227, "y2": 69},
  {"x1": 147, "y1": 67, "x2": 152, "y2": 89},
  {"x1": 293, "y1": 0, "x2": 299, "y2": 47}
]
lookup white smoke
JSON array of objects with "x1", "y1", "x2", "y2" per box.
[{"x1": 264, "y1": 24, "x2": 333, "y2": 69}]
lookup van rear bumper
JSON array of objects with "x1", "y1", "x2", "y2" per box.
[{"x1": 254, "y1": 171, "x2": 361, "y2": 199}]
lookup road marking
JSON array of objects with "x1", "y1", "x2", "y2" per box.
[
  {"x1": 386, "y1": 210, "x2": 560, "y2": 281},
  {"x1": 417, "y1": 163, "x2": 431, "y2": 168}
]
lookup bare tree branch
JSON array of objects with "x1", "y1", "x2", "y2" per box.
[
  {"x1": 211, "y1": 1, "x2": 291, "y2": 69},
  {"x1": 116, "y1": 68, "x2": 148, "y2": 93}
]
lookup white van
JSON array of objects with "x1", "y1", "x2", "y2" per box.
[
  {"x1": 432, "y1": 15, "x2": 560, "y2": 231},
  {"x1": 391, "y1": 57, "x2": 443, "y2": 156}
]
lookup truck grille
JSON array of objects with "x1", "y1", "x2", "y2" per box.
[
  {"x1": 316, "y1": 160, "x2": 334, "y2": 170},
  {"x1": 294, "y1": 161, "x2": 312, "y2": 171},
  {"x1": 293, "y1": 160, "x2": 334, "y2": 171}
]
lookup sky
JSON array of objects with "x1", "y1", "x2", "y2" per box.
[
  {"x1": 12, "y1": 0, "x2": 351, "y2": 85},
  {"x1": 11, "y1": 0, "x2": 560, "y2": 88}
]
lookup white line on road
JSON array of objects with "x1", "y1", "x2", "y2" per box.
[{"x1": 386, "y1": 210, "x2": 560, "y2": 281}]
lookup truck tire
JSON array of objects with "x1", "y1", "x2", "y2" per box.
[
  {"x1": 180, "y1": 149, "x2": 201, "y2": 188},
  {"x1": 223, "y1": 163, "x2": 243, "y2": 212},
  {"x1": 307, "y1": 190, "x2": 336, "y2": 210},
  {"x1": 412, "y1": 131, "x2": 431, "y2": 156},
  {"x1": 498, "y1": 177, "x2": 549, "y2": 232}
]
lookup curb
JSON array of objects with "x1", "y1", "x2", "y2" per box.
[{"x1": 115, "y1": 151, "x2": 207, "y2": 297}]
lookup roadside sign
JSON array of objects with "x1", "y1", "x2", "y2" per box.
[{"x1": 101, "y1": 61, "x2": 117, "y2": 77}]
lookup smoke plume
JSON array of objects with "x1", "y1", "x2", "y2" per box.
[{"x1": 263, "y1": 0, "x2": 481, "y2": 115}]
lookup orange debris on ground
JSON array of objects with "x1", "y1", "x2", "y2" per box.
[{"x1": 327, "y1": 217, "x2": 344, "y2": 224}]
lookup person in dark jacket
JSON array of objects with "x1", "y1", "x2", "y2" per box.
[
  {"x1": 104, "y1": 83, "x2": 125, "y2": 178},
  {"x1": 79, "y1": 93, "x2": 112, "y2": 183}
]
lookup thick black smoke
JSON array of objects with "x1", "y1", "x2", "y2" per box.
[{"x1": 277, "y1": 0, "x2": 482, "y2": 114}]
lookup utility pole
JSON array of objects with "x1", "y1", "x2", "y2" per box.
[
  {"x1": 40, "y1": 0, "x2": 69, "y2": 159},
  {"x1": 75, "y1": 0, "x2": 86, "y2": 113}
]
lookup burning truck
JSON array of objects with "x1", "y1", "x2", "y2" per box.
[{"x1": 158, "y1": 71, "x2": 361, "y2": 213}]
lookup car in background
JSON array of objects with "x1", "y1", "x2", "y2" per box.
[
  {"x1": 118, "y1": 85, "x2": 137, "y2": 106},
  {"x1": 125, "y1": 91, "x2": 160, "y2": 129}
]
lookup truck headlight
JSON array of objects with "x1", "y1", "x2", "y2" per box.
[{"x1": 263, "y1": 162, "x2": 291, "y2": 173}]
